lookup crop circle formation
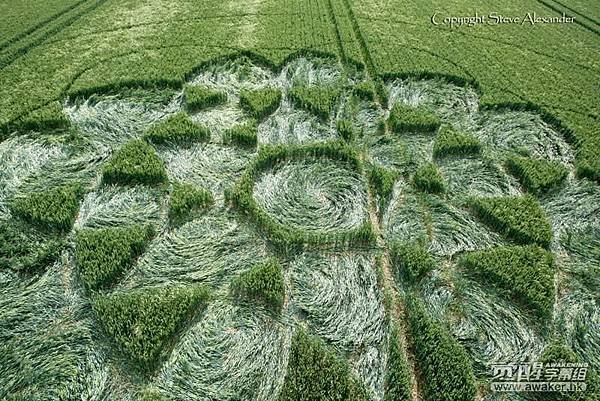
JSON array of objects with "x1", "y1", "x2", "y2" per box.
[
  {"x1": 252, "y1": 157, "x2": 368, "y2": 233},
  {"x1": 0, "y1": 18, "x2": 597, "y2": 400}
]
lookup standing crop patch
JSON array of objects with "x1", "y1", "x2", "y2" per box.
[
  {"x1": 337, "y1": 119, "x2": 356, "y2": 142},
  {"x1": 75, "y1": 224, "x2": 155, "y2": 291},
  {"x1": 384, "y1": 324, "x2": 412, "y2": 401},
  {"x1": 506, "y1": 155, "x2": 568, "y2": 195},
  {"x1": 169, "y1": 182, "x2": 213, "y2": 226},
  {"x1": 368, "y1": 164, "x2": 397, "y2": 209},
  {"x1": 143, "y1": 112, "x2": 210, "y2": 146},
  {"x1": 222, "y1": 120, "x2": 258, "y2": 149},
  {"x1": 0, "y1": 219, "x2": 65, "y2": 274},
  {"x1": 278, "y1": 329, "x2": 365, "y2": 401},
  {"x1": 92, "y1": 285, "x2": 210, "y2": 373},
  {"x1": 144, "y1": 112, "x2": 210, "y2": 146},
  {"x1": 469, "y1": 195, "x2": 553, "y2": 247},
  {"x1": 459, "y1": 245, "x2": 554, "y2": 319},
  {"x1": 239, "y1": 88, "x2": 282, "y2": 121},
  {"x1": 10, "y1": 183, "x2": 84, "y2": 232},
  {"x1": 412, "y1": 163, "x2": 445, "y2": 193},
  {"x1": 230, "y1": 259, "x2": 285, "y2": 313},
  {"x1": 390, "y1": 242, "x2": 435, "y2": 285},
  {"x1": 534, "y1": 341, "x2": 598, "y2": 400},
  {"x1": 388, "y1": 103, "x2": 441, "y2": 133},
  {"x1": 102, "y1": 140, "x2": 168, "y2": 186},
  {"x1": 406, "y1": 297, "x2": 477, "y2": 401},
  {"x1": 353, "y1": 81, "x2": 376, "y2": 101},
  {"x1": 138, "y1": 388, "x2": 170, "y2": 401},
  {"x1": 433, "y1": 125, "x2": 481, "y2": 158},
  {"x1": 289, "y1": 85, "x2": 341, "y2": 121},
  {"x1": 184, "y1": 85, "x2": 227, "y2": 112}
]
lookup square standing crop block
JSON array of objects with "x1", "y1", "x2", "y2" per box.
[
  {"x1": 102, "y1": 140, "x2": 168, "y2": 186},
  {"x1": 388, "y1": 103, "x2": 441, "y2": 133}
]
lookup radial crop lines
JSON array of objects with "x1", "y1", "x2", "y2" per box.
[{"x1": 0, "y1": 0, "x2": 110, "y2": 71}]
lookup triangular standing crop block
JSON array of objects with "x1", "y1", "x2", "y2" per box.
[
  {"x1": 470, "y1": 195, "x2": 552, "y2": 247},
  {"x1": 102, "y1": 140, "x2": 168, "y2": 186},
  {"x1": 93, "y1": 285, "x2": 210, "y2": 372}
]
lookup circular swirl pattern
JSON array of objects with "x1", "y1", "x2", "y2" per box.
[{"x1": 252, "y1": 158, "x2": 369, "y2": 233}]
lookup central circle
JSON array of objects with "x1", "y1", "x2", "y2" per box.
[{"x1": 252, "y1": 158, "x2": 369, "y2": 233}]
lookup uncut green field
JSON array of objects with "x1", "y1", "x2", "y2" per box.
[{"x1": 0, "y1": 1, "x2": 598, "y2": 400}]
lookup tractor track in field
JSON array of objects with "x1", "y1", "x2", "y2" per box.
[
  {"x1": 0, "y1": 0, "x2": 110, "y2": 71},
  {"x1": 535, "y1": 0, "x2": 600, "y2": 35},
  {"x1": 0, "y1": 0, "x2": 90, "y2": 52},
  {"x1": 548, "y1": 0, "x2": 600, "y2": 26},
  {"x1": 325, "y1": 0, "x2": 349, "y2": 64},
  {"x1": 336, "y1": 2, "x2": 492, "y2": 399},
  {"x1": 335, "y1": 0, "x2": 423, "y2": 399},
  {"x1": 364, "y1": 177, "x2": 422, "y2": 401}
]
